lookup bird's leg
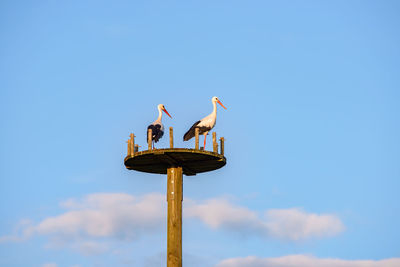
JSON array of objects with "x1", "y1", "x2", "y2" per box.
[{"x1": 203, "y1": 134, "x2": 207, "y2": 150}]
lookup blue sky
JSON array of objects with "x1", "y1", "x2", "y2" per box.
[{"x1": 1, "y1": 1, "x2": 399, "y2": 266}]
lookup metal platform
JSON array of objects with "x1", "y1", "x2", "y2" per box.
[{"x1": 124, "y1": 148, "x2": 226, "y2": 176}]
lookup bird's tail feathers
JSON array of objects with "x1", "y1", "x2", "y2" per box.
[{"x1": 183, "y1": 121, "x2": 201, "y2": 141}]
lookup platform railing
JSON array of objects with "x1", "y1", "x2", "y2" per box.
[{"x1": 127, "y1": 127, "x2": 225, "y2": 156}]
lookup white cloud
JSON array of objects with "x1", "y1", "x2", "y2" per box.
[
  {"x1": 0, "y1": 219, "x2": 34, "y2": 242},
  {"x1": 185, "y1": 198, "x2": 344, "y2": 241},
  {"x1": 185, "y1": 198, "x2": 263, "y2": 231},
  {"x1": 1, "y1": 193, "x2": 345, "y2": 256},
  {"x1": 42, "y1": 263, "x2": 58, "y2": 267},
  {"x1": 265, "y1": 208, "x2": 344, "y2": 240},
  {"x1": 215, "y1": 255, "x2": 400, "y2": 267},
  {"x1": 73, "y1": 241, "x2": 109, "y2": 256},
  {"x1": 35, "y1": 193, "x2": 166, "y2": 241},
  {"x1": 1, "y1": 193, "x2": 166, "y2": 255}
]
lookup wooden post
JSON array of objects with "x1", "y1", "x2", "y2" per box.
[
  {"x1": 127, "y1": 139, "x2": 131, "y2": 156},
  {"x1": 195, "y1": 128, "x2": 199, "y2": 150},
  {"x1": 130, "y1": 133, "x2": 135, "y2": 156},
  {"x1": 167, "y1": 167, "x2": 183, "y2": 267},
  {"x1": 170, "y1": 127, "x2": 174, "y2": 148},
  {"x1": 220, "y1": 137, "x2": 225, "y2": 155},
  {"x1": 148, "y1": 128, "x2": 152, "y2": 150},
  {"x1": 212, "y1": 132, "x2": 218, "y2": 153}
]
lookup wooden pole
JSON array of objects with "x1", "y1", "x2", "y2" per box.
[
  {"x1": 167, "y1": 167, "x2": 183, "y2": 267},
  {"x1": 130, "y1": 133, "x2": 135, "y2": 156},
  {"x1": 195, "y1": 128, "x2": 199, "y2": 150},
  {"x1": 127, "y1": 139, "x2": 131, "y2": 157},
  {"x1": 212, "y1": 132, "x2": 218, "y2": 153},
  {"x1": 170, "y1": 127, "x2": 174, "y2": 148},
  {"x1": 220, "y1": 137, "x2": 225, "y2": 155},
  {"x1": 148, "y1": 128, "x2": 152, "y2": 150}
]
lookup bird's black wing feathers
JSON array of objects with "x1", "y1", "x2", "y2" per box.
[
  {"x1": 183, "y1": 121, "x2": 201, "y2": 141},
  {"x1": 147, "y1": 124, "x2": 163, "y2": 142}
]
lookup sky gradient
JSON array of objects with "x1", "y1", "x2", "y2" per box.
[{"x1": 1, "y1": 1, "x2": 399, "y2": 266}]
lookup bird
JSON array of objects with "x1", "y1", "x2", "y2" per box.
[
  {"x1": 183, "y1": 96, "x2": 227, "y2": 148},
  {"x1": 147, "y1": 104, "x2": 172, "y2": 149}
]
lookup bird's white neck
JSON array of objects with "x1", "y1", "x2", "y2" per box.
[
  {"x1": 156, "y1": 107, "x2": 163, "y2": 122},
  {"x1": 212, "y1": 100, "x2": 217, "y2": 115}
]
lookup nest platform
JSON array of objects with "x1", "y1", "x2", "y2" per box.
[
  {"x1": 124, "y1": 148, "x2": 226, "y2": 176},
  {"x1": 124, "y1": 128, "x2": 226, "y2": 176}
]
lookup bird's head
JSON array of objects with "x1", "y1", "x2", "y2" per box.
[
  {"x1": 212, "y1": 96, "x2": 227, "y2": 110},
  {"x1": 158, "y1": 104, "x2": 172, "y2": 118}
]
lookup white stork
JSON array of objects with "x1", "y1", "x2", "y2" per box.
[
  {"x1": 147, "y1": 104, "x2": 172, "y2": 149},
  {"x1": 183, "y1": 96, "x2": 227, "y2": 148}
]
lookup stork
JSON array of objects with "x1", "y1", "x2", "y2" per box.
[
  {"x1": 147, "y1": 104, "x2": 172, "y2": 149},
  {"x1": 183, "y1": 96, "x2": 227, "y2": 148}
]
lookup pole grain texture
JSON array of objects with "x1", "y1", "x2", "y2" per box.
[{"x1": 167, "y1": 167, "x2": 183, "y2": 267}]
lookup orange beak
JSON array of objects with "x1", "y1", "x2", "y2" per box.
[
  {"x1": 217, "y1": 99, "x2": 227, "y2": 109},
  {"x1": 163, "y1": 108, "x2": 172, "y2": 118}
]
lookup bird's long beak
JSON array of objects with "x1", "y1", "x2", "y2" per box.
[
  {"x1": 163, "y1": 108, "x2": 172, "y2": 118},
  {"x1": 217, "y1": 99, "x2": 227, "y2": 109}
]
